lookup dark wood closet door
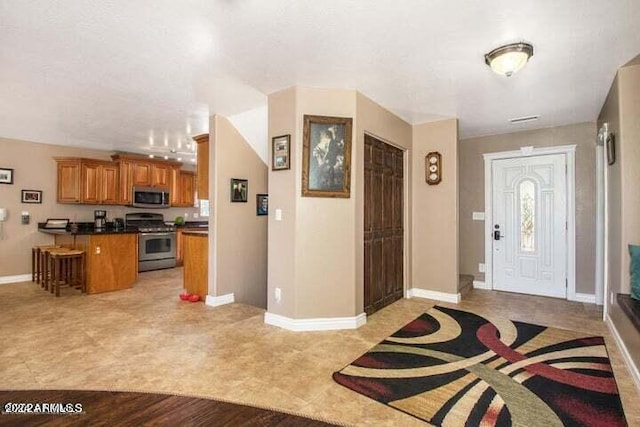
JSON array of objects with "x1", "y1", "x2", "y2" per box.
[{"x1": 364, "y1": 134, "x2": 404, "y2": 315}]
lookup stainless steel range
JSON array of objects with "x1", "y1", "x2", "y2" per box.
[{"x1": 126, "y1": 213, "x2": 176, "y2": 272}]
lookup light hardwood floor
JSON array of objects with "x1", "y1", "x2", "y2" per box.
[{"x1": 1, "y1": 268, "x2": 638, "y2": 426}]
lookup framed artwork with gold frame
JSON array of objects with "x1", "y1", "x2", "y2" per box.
[{"x1": 302, "y1": 115, "x2": 353, "y2": 198}]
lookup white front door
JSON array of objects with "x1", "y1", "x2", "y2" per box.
[{"x1": 492, "y1": 154, "x2": 567, "y2": 298}]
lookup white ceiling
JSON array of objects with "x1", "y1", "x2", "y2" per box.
[{"x1": 1, "y1": 0, "x2": 639, "y2": 160}]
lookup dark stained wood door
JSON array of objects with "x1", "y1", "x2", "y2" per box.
[{"x1": 364, "y1": 134, "x2": 404, "y2": 315}]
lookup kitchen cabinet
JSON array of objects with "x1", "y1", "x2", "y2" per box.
[
  {"x1": 175, "y1": 225, "x2": 206, "y2": 266},
  {"x1": 152, "y1": 163, "x2": 172, "y2": 188},
  {"x1": 52, "y1": 232, "x2": 138, "y2": 294},
  {"x1": 171, "y1": 170, "x2": 196, "y2": 207},
  {"x1": 117, "y1": 159, "x2": 133, "y2": 205},
  {"x1": 132, "y1": 161, "x2": 153, "y2": 187},
  {"x1": 112, "y1": 154, "x2": 187, "y2": 206},
  {"x1": 81, "y1": 161, "x2": 119, "y2": 204},
  {"x1": 194, "y1": 134, "x2": 209, "y2": 200},
  {"x1": 131, "y1": 161, "x2": 172, "y2": 189},
  {"x1": 183, "y1": 231, "x2": 208, "y2": 299},
  {"x1": 57, "y1": 159, "x2": 82, "y2": 203},
  {"x1": 56, "y1": 158, "x2": 119, "y2": 205}
]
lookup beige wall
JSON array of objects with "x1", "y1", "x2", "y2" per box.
[
  {"x1": 598, "y1": 61, "x2": 640, "y2": 375},
  {"x1": 210, "y1": 115, "x2": 268, "y2": 308},
  {"x1": 267, "y1": 88, "x2": 298, "y2": 317},
  {"x1": 355, "y1": 93, "x2": 413, "y2": 311},
  {"x1": 267, "y1": 87, "x2": 416, "y2": 319},
  {"x1": 459, "y1": 123, "x2": 597, "y2": 295},
  {"x1": 618, "y1": 63, "x2": 640, "y2": 291},
  {"x1": 412, "y1": 119, "x2": 460, "y2": 294},
  {"x1": 0, "y1": 137, "x2": 197, "y2": 278}
]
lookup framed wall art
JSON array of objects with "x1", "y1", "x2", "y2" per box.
[
  {"x1": 272, "y1": 135, "x2": 291, "y2": 171},
  {"x1": 302, "y1": 115, "x2": 353, "y2": 198},
  {"x1": 425, "y1": 152, "x2": 442, "y2": 185},
  {"x1": 0, "y1": 168, "x2": 13, "y2": 184},
  {"x1": 256, "y1": 194, "x2": 268, "y2": 216},
  {"x1": 21, "y1": 190, "x2": 42, "y2": 204},
  {"x1": 230, "y1": 179, "x2": 248, "y2": 203}
]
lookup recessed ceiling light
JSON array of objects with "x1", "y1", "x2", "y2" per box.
[
  {"x1": 164, "y1": 155, "x2": 169, "y2": 160},
  {"x1": 485, "y1": 42, "x2": 534, "y2": 77},
  {"x1": 149, "y1": 154, "x2": 154, "y2": 158},
  {"x1": 191, "y1": 159, "x2": 196, "y2": 163},
  {"x1": 509, "y1": 115, "x2": 540, "y2": 124},
  {"x1": 177, "y1": 157, "x2": 182, "y2": 161}
]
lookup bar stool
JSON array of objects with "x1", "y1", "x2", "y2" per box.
[
  {"x1": 31, "y1": 244, "x2": 60, "y2": 283},
  {"x1": 41, "y1": 246, "x2": 70, "y2": 290},
  {"x1": 49, "y1": 250, "x2": 86, "y2": 297}
]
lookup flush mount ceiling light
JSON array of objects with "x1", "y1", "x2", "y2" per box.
[{"x1": 485, "y1": 42, "x2": 534, "y2": 77}]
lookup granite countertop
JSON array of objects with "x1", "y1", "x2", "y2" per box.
[
  {"x1": 174, "y1": 221, "x2": 209, "y2": 229},
  {"x1": 38, "y1": 223, "x2": 138, "y2": 236},
  {"x1": 182, "y1": 230, "x2": 208, "y2": 236}
]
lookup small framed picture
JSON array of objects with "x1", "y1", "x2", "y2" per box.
[
  {"x1": 256, "y1": 194, "x2": 268, "y2": 216},
  {"x1": 22, "y1": 190, "x2": 42, "y2": 204},
  {"x1": 0, "y1": 168, "x2": 14, "y2": 184},
  {"x1": 230, "y1": 178, "x2": 248, "y2": 203},
  {"x1": 272, "y1": 135, "x2": 291, "y2": 171}
]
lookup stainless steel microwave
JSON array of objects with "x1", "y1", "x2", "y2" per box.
[{"x1": 132, "y1": 187, "x2": 170, "y2": 208}]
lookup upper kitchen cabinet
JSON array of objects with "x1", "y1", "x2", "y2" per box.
[
  {"x1": 81, "y1": 160, "x2": 119, "y2": 204},
  {"x1": 152, "y1": 163, "x2": 173, "y2": 188},
  {"x1": 171, "y1": 170, "x2": 196, "y2": 207},
  {"x1": 111, "y1": 153, "x2": 187, "y2": 206},
  {"x1": 132, "y1": 161, "x2": 153, "y2": 187},
  {"x1": 56, "y1": 158, "x2": 119, "y2": 204},
  {"x1": 56, "y1": 159, "x2": 82, "y2": 203},
  {"x1": 193, "y1": 134, "x2": 209, "y2": 200}
]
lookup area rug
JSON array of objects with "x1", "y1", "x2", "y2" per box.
[
  {"x1": 0, "y1": 390, "x2": 341, "y2": 427},
  {"x1": 333, "y1": 306, "x2": 627, "y2": 426}
]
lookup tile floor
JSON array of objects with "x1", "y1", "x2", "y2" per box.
[{"x1": 1, "y1": 269, "x2": 638, "y2": 426}]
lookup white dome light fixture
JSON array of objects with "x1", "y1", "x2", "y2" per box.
[{"x1": 485, "y1": 42, "x2": 534, "y2": 77}]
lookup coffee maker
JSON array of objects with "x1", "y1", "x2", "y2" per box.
[{"x1": 94, "y1": 210, "x2": 107, "y2": 230}]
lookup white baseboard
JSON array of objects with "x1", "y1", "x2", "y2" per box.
[
  {"x1": 264, "y1": 312, "x2": 366, "y2": 332},
  {"x1": 606, "y1": 314, "x2": 640, "y2": 391},
  {"x1": 571, "y1": 293, "x2": 597, "y2": 304},
  {"x1": 473, "y1": 280, "x2": 490, "y2": 290},
  {"x1": 0, "y1": 274, "x2": 31, "y2": 285},
  {"x1": 205, "y1": 293, "x2": 235, "y2": 307},
  {"x1": 406, "y1": 288, "x2": 461, "y2": 304}
]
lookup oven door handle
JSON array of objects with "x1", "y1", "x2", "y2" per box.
[{"x1": 140, "y1": 232, "x2": 176, "y2": 237}]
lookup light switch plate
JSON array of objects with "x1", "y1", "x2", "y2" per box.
[
  {"x1": 478, "y1": 263, "x2": 486, "y2": 273},
  {"x1": 275, "y1": 209, "x2": 282, "y2": 221},
  {"x1": 472, "y1": 212, "x2": 485, "y2": 221}
]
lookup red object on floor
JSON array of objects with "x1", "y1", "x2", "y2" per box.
[
  {"x1": 179, "y1": 292, "x2": 191, "y2": 301},
  {"x1": 188, "y1": 294, "x2": 200, "y2": 302}
]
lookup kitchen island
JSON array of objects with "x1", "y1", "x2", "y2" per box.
[
  {"x1": 182, "y1": 231, "x2": 208, "y2": 300},
  {"x1": 39, "y1": 227, "x2": 138, "y2": 294}
]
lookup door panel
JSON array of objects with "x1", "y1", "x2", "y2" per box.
[
  {"x1": 492, "y1": 154, "x2": 567, "y2": 298},
  {"x1": 364, "y1": 134, "x2": 404, "y2": 315}
]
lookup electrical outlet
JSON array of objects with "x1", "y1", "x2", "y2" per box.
[
  {"x1": 478, "y1": 263, "x2": 486, "y2": 273},
  {"x1": 275, "y1": 287, "x2": 282, "y2": 302},
  {"x1": 95, "y1": 246, "x2": 101, "y2": 255}
]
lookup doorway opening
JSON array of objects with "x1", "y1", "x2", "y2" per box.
[
  {"x1": 364, "y1": 134, "x2": 404, "y2": 315},
  {"x1": 483, "y1": 145, "x2": 577, "y2": 300}
]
